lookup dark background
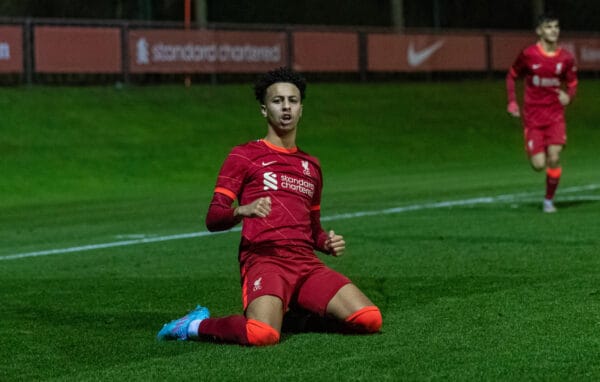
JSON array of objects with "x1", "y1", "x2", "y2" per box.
[{"x1": 1, "y1": 0, "x2": 599, "y2": 31}]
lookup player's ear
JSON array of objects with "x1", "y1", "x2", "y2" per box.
[{"x1": 260, "y1": 104, "x2": 267, "y2": 117}]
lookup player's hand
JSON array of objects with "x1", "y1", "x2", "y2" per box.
[
  {"x1": 325, "y1": 230, "x2": 345, "y2": 257},
  {"x1": 236, "y1": 197, "x2": 271, "y2": 218},
  {"x1": 507, "y1": 101, "x2": 520, "y2": 117},
  {"x1": 556, "y1": 89, "x2": 571, "y2": 106}
]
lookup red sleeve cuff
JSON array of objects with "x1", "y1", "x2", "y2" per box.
[{"x1": 215, "y1": 187, "x2": 237, "y2": 201}]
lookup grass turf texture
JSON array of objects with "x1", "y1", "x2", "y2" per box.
[{"x1": 1, "y1": 81, "x2": 600, "y2": 380}]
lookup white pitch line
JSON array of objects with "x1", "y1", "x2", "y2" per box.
[
  {"x1": 2, "y1": 184, "x2": 598, "y2": 261},
  {"x1": 0, "y1": 229, "x2": 239, "y2": 261}
]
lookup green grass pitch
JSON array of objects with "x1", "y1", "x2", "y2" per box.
[{"x1": 1, "y1": 80, "x2": 600, "y2": 380}]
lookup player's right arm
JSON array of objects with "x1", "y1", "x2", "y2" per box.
[
  {"x1": 205, "y1": 147, "x2": 273, "y2": 232},
  {"x1": 205, "y1": 148, "x2": 246, "y2": 232},
  {"x1": 206, "y1": 191, "x2": 242, "y2": 231},
  {"x1": 205, "y1": 193, "x2": 271, "y2": 232},
  {"x1": 506, "y1": 51, "x2": 525, "y2": 117},
  {"x1": 235, "y1": 197, "x2": 271, "y2": 219}
]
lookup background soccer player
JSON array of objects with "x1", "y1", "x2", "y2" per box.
[
  {"x1": 157, "y1": 67, "x2": 382, "y2": 345},
  {"x1": 506, "y1": 13, "x2": 578, "y2": 213}
]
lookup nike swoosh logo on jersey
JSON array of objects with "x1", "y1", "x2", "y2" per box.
[
  {"x1": 262, "y1": 161, "x2": 277, "y2": 166},
  {"x1": 407, "y1": 40, "x2": 445, "y2": 67},
  {"x1": 532, "y1": 64, "x2": 541, "y2": 70}
]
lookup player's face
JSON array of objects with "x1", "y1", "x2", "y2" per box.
[
  {"x1": 537, "y1": 20, "x2": 560, "y2": 44},
  {"x1": 261, "y1": 82, "x2": 303, "y2": 132}
]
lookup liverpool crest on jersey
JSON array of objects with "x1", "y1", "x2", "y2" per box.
[{"x1": 301, "y1": 160, "x2": 311, "y2": 176}]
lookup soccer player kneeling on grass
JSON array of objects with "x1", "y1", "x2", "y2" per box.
[
  {"x1": 506, "y1": 13, "x2": 578, "y2": 213},
  {"x1": 157, "y1": 67, "x2": 382, "y2": 345}
]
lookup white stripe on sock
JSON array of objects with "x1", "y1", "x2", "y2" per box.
[{"x1": 187, "y1": 319, "x2": 204, "y2": 339}]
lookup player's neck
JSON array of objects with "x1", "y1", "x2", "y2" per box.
[
  {"x1": 538, "y1": 39, "x2": 558, "y2": 54},
  {"x1": 264, "y1": 130, "x2": 297, "y2": 149}
]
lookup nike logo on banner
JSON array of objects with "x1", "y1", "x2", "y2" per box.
[
  {"x1": 407, "y1": 40, "x2": 445, "y2": 67},
  {"x1": 262, "y1": 161, "x2": 277, "y2": 166}
]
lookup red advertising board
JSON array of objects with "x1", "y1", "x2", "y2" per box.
[
  {"x1": 490, "y1": 34, "x2": 535, "y2": 71},
  {"x1": 34, "y1": 26, "x2": 121, "y2": 73},
  {"x1": 293, "y1": 31, "x2": 358, "y2": 72},
  {"x1": 368, "y1": 33, "x2": 486, "y2": 72},
  {"x1": 0, "y1": 26, "x2": 23, "y2": 73},
  {"x1": 566, "y1": 37, "x2": 600, "y2": 71},
  {"x1": 129, "y1": 29, "x2": 287, "y2": 73},
  {"x1": 491, "y1": 33, "x2": 600, "y2": 71}
]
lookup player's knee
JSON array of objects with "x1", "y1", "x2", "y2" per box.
[
  {"x1": 529, "y1": 153, "x2": 546, "y2": 171},
  {"x1": 531, "y1": 164, "x2": 545, "y2": 172},
  {"x1": 345, "y1": 306, "x2": 382, "y2": 333},
  {"x1": 530, "y1": 161, "x2": 545, "y2": 172},
  {"x1": 246, "y1": 319, "x2": 280, "y2": 346}
]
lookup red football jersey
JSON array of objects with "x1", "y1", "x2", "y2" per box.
[
  {"x1": 507, "y1": 43, "x2": 578, "y2": 127},
  {"x1": 210, "y1": 139, "x2": 327, "y2": 251}
]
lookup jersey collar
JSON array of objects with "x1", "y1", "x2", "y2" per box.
[
  {"x1": 260, "y1": 139, "x2": 298, "y2": 153},
  {"x1": 536, "y1": 42, "x2": 561, "y2": 57}
]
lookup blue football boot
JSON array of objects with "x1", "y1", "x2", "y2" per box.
[{"x1": 157, "y1": 305, "x2": 210, "y2": 341}]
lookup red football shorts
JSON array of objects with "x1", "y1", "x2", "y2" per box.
[
  {"x1": 524, "y1": 120, "x2": 566, "y2": 156},
  {"x1": 240, "y1": 246, "x2": 351, "y2": 316}
]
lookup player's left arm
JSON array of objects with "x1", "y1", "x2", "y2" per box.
[
  {"x1": 558, "y1": 56, "x2": 578, "y2": 106},
  {"x1": 309, "y1": 165, "x2": 345, "y2": 256},
  {"x1": 325, "y1": 230, "x2": 345, "y2": 257},
  {"x1": 310, "y1": 208, "x2": 345, "y2": 257}
]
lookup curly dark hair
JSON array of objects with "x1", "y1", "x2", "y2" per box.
[
  {"x1": 254, "y1": 67, "x2": 307, "y2": 104},
  {"x1": 536, "y1": 13, "x2": 559, "y2": 27}
]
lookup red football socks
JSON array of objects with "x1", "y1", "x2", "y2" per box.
[
  {"x1": 196, "y1": 316, "x2": 279, "y2": 346},
  {"x1": 545, "y1": 167, "x2": 562, "y2": 200},
  {"x1": 193, "y1": 307, "x2": 382, "y2": 345},
  {"x1": 197, "y1": 315, "x2": 250, "y2": 344},
  {"x1": 245, "y1": 319, "x2": 280, "y2": 346},
  {"x1": 344, "y1": 306, "x2": 382, "y2": 333}
]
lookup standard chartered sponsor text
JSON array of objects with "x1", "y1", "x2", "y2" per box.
[
  {"x1": 532, "y1": 75, "x2": 560, "y2": 87},
  {"x1": 281, "y1": 175, "x2": 314, "y2": 197},
  {"x1": 151, "y1": 43, "x2": 281, "y2": 63},
  {"x1": 582, "y1": 47, "x2": 600, "y2": 63}
]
